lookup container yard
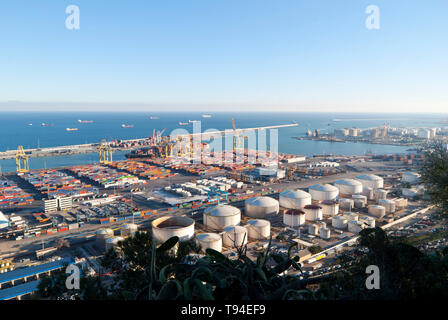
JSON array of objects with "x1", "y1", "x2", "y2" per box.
[
  {"x1": 109, "y1": 160, "x2": 177, "y2": 181},
  {"x1": 0, "y1": 179, "x2": 34, "y2": 208}
]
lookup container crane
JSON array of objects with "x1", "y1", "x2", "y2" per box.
[
  {"x1": 98, "y1": 141, "x2": 113, "y2": 164},
  {"x1": 16, "y1": 145, "x2": 29, "y2": 173}
]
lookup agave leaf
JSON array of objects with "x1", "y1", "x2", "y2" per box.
[
  {"x1": 193, "y1": 279, "x2": 215, "y2": 300},
  {"x1": 157, "y1": 236, "x2": 179, "y2": 253}
]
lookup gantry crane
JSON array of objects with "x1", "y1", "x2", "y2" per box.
[
  {"x1": 98, "y1": 141, "x2": 113, "y2": 164},
  {"x1": 232, "y1": 118, "x2": 247, "y2": 154},
  {"x1": 16, "y1": 146, "x2": 29, "y2": 173}
]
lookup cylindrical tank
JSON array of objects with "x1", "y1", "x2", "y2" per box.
[
  {"x1": 348, "y1": 220, "x2": 364, "y2": 234},
  {"x1": 334, "y1": 179, "x2": 363, "y2": 196},
  {"x1": 246, "y1": 219, "x2": 271, "y2": 240},
  {"x1": 375, "y1": 189, "x2": 388, "y2": 201},
  {"x1": 332, "y1": 215, "x2": 348, "y2": 229},
  {"x1": 223, "y1": 225, "x2": 248, "y2": 247},
  {"x1": 352, "y1": 194, "x2": 367, "y2": 205},
  {"x1": 203, "y1": 204, "x2": 241, "y2": 230},
  {"x1": 279, "y1": 189, "x2": 312, "y2": 209},
  {"x1": 151, "y1": 216, "x2": 195, "y2": 243},
  {"x1": 303, "y1": 205, "x2": 323, "y2": 221},
  {"x1": 245, "y1": 196, "x2": 279, "y2": 218},
  {"x1": 196, "y1": 233, "x2": 222, "y2": 253},
  {"x1": 96, "y1": 228, "x2": 114, "y2": 250},
  {"x1": 308, "y1": 184, "x2": 339, "y2": 201},
  {"x1": 379, "y1": 199, "x2": 396, "y2": 213},
  {"x1": 339, "y1": 198, "x2": 354, "y2": 211},
  {"x1": 120, "y1": 223, "x2": 138, "y2": 237},
  {"x1": 344, "y1": 212, "x2": 359, "y2": 221},
  {"x1": 105, "y1": 236, "x2": 124, "y2": 252},
  {"x1": 362, "y1": 187, "x2": 375, "y2": 200},
  {"x1": 359, "y1": 216, "x2": 376, "y2": 228},
  {"x1": 320, "y1": 200, "x2": 339, "y2": 216},
  {"x1": 283, "y1": 209, "x2": 306, "y2": 227},
  {"x1": 368, "y1": 205, "x2": 386, "y2": 218},
  {"x1": 402, "y1": 172, "x2": 420, "y2": 184},
  {"x1": 308, "y1": 224, "x2": 319, "y2": 236},
  {"x1": 357, "y1": 174, "x2": 384, "y2": 189},
  {"x1": 320, "y1": 227, "x2": 331, "y2": 240}
]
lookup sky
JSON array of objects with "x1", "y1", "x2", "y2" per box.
[{"x1": 0, "y1": 0, "x2": 447, "y2": 112}]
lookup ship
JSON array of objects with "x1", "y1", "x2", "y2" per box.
[
  {"x1": 41, "y1": 123, "x2": 54, "y2": 127},
  {"x1": 125, "y1": 147, "x2": 156, "y2": 159},
  {"x1": 121, "y1": 124, "x2": 134, "y2": 128},
  {"x1": 78, "y1": 120, "x2": 94, "y2": 123},
  {"x1": 179, "y1": 122, "x2": 188, "y2": 125},
  {"x1": 150, "y1": 116, "x2": 160, "y2": 120},
  {"x1": 189, "y1": 120, "x2": 200, "y2": 123},
  {"x1": 201, "y1": 114, "x2": 212, "y2": 118},
  {"x1": 28, "y1": 123, "x2": 33, "y2": 126},
  {"x1": 66, "y1": 128, "x2": 78, "y2": 131}
]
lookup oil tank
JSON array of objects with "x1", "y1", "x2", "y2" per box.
[
  {"x1": 359, "y1": 216, "x2": 376, "y2": 228},
  {"x1": 151, "y1": 216, "x2": 195, "y2": 243},
  {"x1": 379, "y1": 199, "x2": 396, "y2": 213},
  {"x1": 279, "y1": 189, "x2": 312, "y2": 209},
  {"x1": 105, "y1": 236, "x2": 124, "y2": 252},
  {"x1": 368, "y1": 205, "x2": 386, "y2": 218},
  {"x1": 334, "y1": 179, "x2": 363, "y2": 196},
  {"x1": 246, "y1": 219, "x2": 270, "y2": 240},
  {"x1": 320, "y1": 227, "x2": 331, "y2": 240},
  {"x1": 339, "y1": 198, "x2": 354, "y2": 211},
  {"x1": 223, "y1": 225, "x2": 248, "y2": 247},
  {"x1": 120, "y1": 223, "x2": 138, "y2": 237},
  {"x1": 362, "y1": 187, "x2": 375, "y2": 200},
  {"x1": 332, "y1": 215, "x2": 348, "y2": 229},
  {"x1": 348, "y1": 220, "x2": 364, "y2": 234},
  {"x1": 375, "y1": 189, "x2": 388, "y2": 201},
  {"x1": 203, "y1": 204, "x2": 241, "y2": 230},
  {"x1": 303, "y1": 205, "x2": 323, "y2": 221},
  {"x1": 196, "y1": 233, "x2": 222, "y2": 253},
  {"x1": 308, "y1": 184, "x2": 339, "y2": 201},
  {"x1": 320, "y1": 200, "x2": 339, "y2": 216},
  {"x1": 352, "y1": 195, "x2": 368, "y2": 208},
  {"x1": 245, "y1": 196, "x2": 279, "y2": 218},
  {"x1": 343, "y1": 212, "x2": 358, "y2": 221},
  {"x1": 96, "y1": 228, "x2": 114, "y2": 250},
  {"x1": 283, "y1": 209, "x2": 306, "y2": 227},
  {"x1": 357, "y1": 174, "x2": 384, "y2": 189},
  {"x1": 308, "y1": 224, "x2": 319, "y2": 236},
  {"x1": 402, "y1": 172, "x2": 420, "y2": 184}
]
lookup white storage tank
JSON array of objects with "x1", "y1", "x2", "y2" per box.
[
  {"x1": 223, "y1": 225, "x2": 248, "y2": 248},
  {"x1": 96, "y1": 228, "x2": 114, "y2": 250},
  {"x1": 375, "y1": 189, "x2": 388, "y2": 201},
  {"x1": 196, "y1": 233, "x2": 222, "y2": 253},
  {"x1": 359, "y1": 216, "x2": 376, "y2": 228},
  {"x1": 320, "y1": 227, "x2": 331, "y2": 240},
  {"x1": 320, "y1": 200, "x2": 339, "y2": 216},
  {"x1": 352, "y1": 194, "x2": 367, "y2": 206},
  {"x1": 339, "y1": 198, "x2": 354, "y2": 211},
  {"x1": 303, "y1": 205, "x2": 323, "y2": 221},
  {"x1": 203, "y1": 204, "x2": 241, "y2": 230},
  {"x1": 105, "y1": 236, "x2": 124, "y2": 252},
  {"x1": 402, "y1": 172, "x2": 420, "y2": 184},
  {"x1": 283, "y1": 209, "x2": 306, "y2": 227},
  {"x1": 245, "y1": 196, "x2": 279, "y2": 218},
  {"x1": 246, "y1": 219, "x2": 271, "y2": 240},
  {"x1": 362, "y1": 187, "x2": 375, "y2": 200},
  {"x1": 334, "y1": 179, "x2": 363, "y2": 196},
  {"x1": 308, "y1": 224, "x2": 319, "y2": 236},
  {"x1": 120, "y1": 223, "x2": 138, "y2": 237},
  {"x1": 279, "y1": 189, "x2": 312, "y2": 209},
  {"x1": 379, "y1": 199, "x2": 396, "y2": 214},
  {"x1": 368, "y1": 205, "x2": 386, "y2": 218},
  {"x1": 152, "y1": 216, "x2": 195, "y2": 243},
  {"x1": 308, "y1": 184, "x2": 339, "y2": 201},
  {"x1": 348, "y1": 220, "x2": 364, "y2": 234},
  {"x1": 344, "y1": 212, "x2": 359, "y2": 221},
  {"x1": 357, "y1": 174, "x2": 384, "y2": 189},
  {"x1": 332, "y1": 215, "x2": 348, "y2": 229}
]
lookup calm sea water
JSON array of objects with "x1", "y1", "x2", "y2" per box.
[{"x1": 0, "y1": 112, "x2": 445, "y2": 173}]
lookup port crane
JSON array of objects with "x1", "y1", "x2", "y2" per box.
[
  {"x1": 16, "y1": 145, "x2": 30, "y2": 173},
  {"x1": 98, "y1": 140, "x2": 113, "y2": 164}
]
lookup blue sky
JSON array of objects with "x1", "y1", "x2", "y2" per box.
[{"x1": 0, "y1": 0, "x2": 446, "y2": 112}]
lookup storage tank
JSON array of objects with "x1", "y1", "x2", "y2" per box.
[
  {"x1": 152, "y1": 216, "x2": 195, "y2": 243},
  {"x1": 362, "y1": 187, "x2": 375, "y2": 200},
  {"x1": 308, "y1": 184, "x2": 339, "y2": 201},
  {"x1": 223, "y1": 225, "x2": 248, "y2": 247},
  {"x1": 348, "y1": 220, "x2": 364, "y2": 234},
  {"x1": 303, "y1": 205, "x2": 323, "y2": 221},
  {"x1": 339, "y1": 198, "x2": 354, "y2": 211},
  {"x1": 356, "y1": 174, "x2": 384, "y2": 189},
  {"x1": 320, "y1": 200, "x2": 339, "y2": 216},
  {"x1": 96, "y1": 228, "x2": 114, "y2": 250},
  {"x1": 334, "y1": 179, "x2": 363, "y2": 196},
  {"x1": 320, "y1": 227, "x2": 331, "y2": 240},
  {"x1": 379, "y1": 199, "x2": 396, "y2": 214},
  {"x1": 120, "y1": 223, "x2": 138, "y2": 237},
  {"x1": 332, "y1": 215, "x2": 348, "y2": 229},
  {"x1": 308, "y1": 224, "x2": 319, "y2": 236},
  {"x1": 246, "y1": 219, "x2": 270, "y2": 240},
  {"x1": 105, "y1": 236, "x2": 124, "y2": 252},
  {"x1": 245, "y1": 196, "x2": 279, "y2": 218},
  {"x1": 343, "y1": 212, "x2": 358, "y2": 221},
  {"x1": 359, "y1": 216, "x2": 376, "y2": 228},
  {"x1": 402, "y1": 172, "x2": 420, "y2": 184},
  {"x1": 196, "y1": 233, "x2": 222, "y2": 253},
  {"x1": 283, "y1": 209, "x2": 306, "y2": 227},
  {"x1": 368, "y1": 205, "x2": 386, "y2": 218},
  {"x1": 203, "y1": 204, "x2": 241, "y2": 230},
  {"x1": 374, "y1": 189, "x2": 388, "y2": 201},
  {"x1": 279, "y1": 189, "x2": 312, "y2": 209}
]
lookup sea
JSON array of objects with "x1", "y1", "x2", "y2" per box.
[{"x1": 0, "y1": 112, "x2": 446, "y2": 173}]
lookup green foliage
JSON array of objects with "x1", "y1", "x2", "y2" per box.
[{"x1": 308, "y1": 245, "x2": 323, "y2": 255}]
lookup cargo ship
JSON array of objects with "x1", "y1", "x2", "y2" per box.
[
  {"x1": 125, "y1": 147, "x2": 157, "y2": 159},
  {"x1": 41, "y1": 123, "x2": 54, "y2": 127},
  {"x1": 189, "y1": 120, "x2": 199, "y2": 123},
  {"x1": 150, "y1": 116, "x2": 160, "y2": 119},
  {"x1": 78, "y1": 120, "x2": 94, "y2": 123},
  {"x1": 202, "y1": 114, "x2": 212, "y2": 118},
  {"x1": 179, "y1": 122, "x2": 188, "y2": 125},
  {"x1": 66, "y1": 128, "x2": 78, "y2": 131},
  {"x1": 121, "y1": 124, "x2": 134, "y2": 128}
]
